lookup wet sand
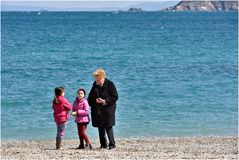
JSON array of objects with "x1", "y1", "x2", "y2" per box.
[{"x1": 1, "y1": 136, "x2": 238, "y2": 159}]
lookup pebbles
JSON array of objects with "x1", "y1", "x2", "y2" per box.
[{"x1": 1, "y1": 136, "x2": 238, "y2": 159}]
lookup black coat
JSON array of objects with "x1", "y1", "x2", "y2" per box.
[{"x1": 88, "y1": 78, "x2": 118, "y2": 127}]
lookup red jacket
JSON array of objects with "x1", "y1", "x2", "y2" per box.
[{"x1": 52, "y1": 96, "x2": 72, "y2": 122}]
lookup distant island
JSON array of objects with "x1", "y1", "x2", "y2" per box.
[
  {"x1": 125, "y1": 1, "x2": 238, "y2": 12},
  {"x1": 163, "y1": 1, "x2": 238, "y2": 11},
  {"x1": 127, "y1": 8, "x2": 143, "y2": 12}
]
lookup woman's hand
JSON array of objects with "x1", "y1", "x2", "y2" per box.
[
  {"x1": 96, "y1": 98, "x2": 106, "y2": 105},
  {"x1": 71, "y1": 111, "x2": 77, "y2": 116}
]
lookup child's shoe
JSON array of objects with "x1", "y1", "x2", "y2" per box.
[
  {"x1": 76, "y1": 144, "x2": 84, "y2": 149},
  {"x1": 85, "y1": 143, "x2": 92, "y2": 149},
  {"x1": 56, "y1": 138, "x2": 63, "y2": 150}
]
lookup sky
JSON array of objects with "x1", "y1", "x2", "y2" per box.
[{"x1": 1, "y1": 1, "x2": 180, "y2": 11}]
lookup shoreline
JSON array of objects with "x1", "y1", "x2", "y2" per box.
[{"x1": 1, "y1": 136, "x2": 238, "y2": 159}]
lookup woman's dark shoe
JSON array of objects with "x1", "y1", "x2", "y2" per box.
[
  {"x1": 85, "y1": 144, "x2": 92, "y2": 149},
  {"x1": 109, "y1": 145, "x2": 116, "y2": 150},
  {"x1": 99, "y1": 145, "x2": 107, "y2": 149}
]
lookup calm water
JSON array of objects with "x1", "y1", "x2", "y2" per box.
[{"x1": 1, "y1": 11, "x2": 238, "y2": 140}]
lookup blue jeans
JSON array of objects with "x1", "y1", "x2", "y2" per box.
[{"x1": 56, "y1": 122, "x2": 66, "y2": 139}]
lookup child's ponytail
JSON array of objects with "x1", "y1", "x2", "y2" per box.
[
  {"x1": 53, "y1": 95, "x2": 58, "y2": 104},
  {"x1": 53, "y1": 87, "x2": 64, "y2": 104}
]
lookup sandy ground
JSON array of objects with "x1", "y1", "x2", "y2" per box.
[{"x1": 1, "y1": 136, "x2": 238, "y2": 159}]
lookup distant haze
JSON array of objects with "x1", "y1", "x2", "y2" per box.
[{"x1": 1, "y1": 1, "x2": 180, "y2": 11}]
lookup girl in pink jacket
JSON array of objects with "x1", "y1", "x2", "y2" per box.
[
  {"x1": 52, "y1": 87, "x2": 72, "y2": 149},
  {"x1": 72, "y1": 88, "x2": 92, "y2": 149}
]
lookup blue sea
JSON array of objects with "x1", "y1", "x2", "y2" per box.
[{"x1": 1, "y1": 11, "x2": 238, "y2": 140}]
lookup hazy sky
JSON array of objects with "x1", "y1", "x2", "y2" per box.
[
  {"x1": 2, "y1": 1, "x2": 180, "y2": 10},
  {"x1": 2, "y1": 1, "x2": 143, "y2": 8}
]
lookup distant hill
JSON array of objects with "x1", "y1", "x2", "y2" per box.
[
  {"x1": 163, "y1": 1, "x2": 238, "y2": 11},
  {"x1": 128, "y1": 1, "x2": 179, "y2": 11}
]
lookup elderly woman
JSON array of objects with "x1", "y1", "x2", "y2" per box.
[{"x1": 88, "y1": 68, "x2": 118, "y2": 149}]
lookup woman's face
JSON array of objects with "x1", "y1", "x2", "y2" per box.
[
  {"x1": 95, "y1": 77, "x2": 105, "y2": 86},
  {"x1": 77, "y1": 90, "x2": 85, "y2": 100}
]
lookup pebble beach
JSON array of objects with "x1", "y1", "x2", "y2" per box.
[{"x1": 1, "y1": 136, "x2": 238, "y2": 159}]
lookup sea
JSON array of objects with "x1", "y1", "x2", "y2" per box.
[{"x1": 1, "y1": 11, "x2": 238, "y2": 140}]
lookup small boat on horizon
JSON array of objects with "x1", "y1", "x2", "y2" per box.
[{"x1": 37, "y1": 8, "x2": 48, "y2": 15}]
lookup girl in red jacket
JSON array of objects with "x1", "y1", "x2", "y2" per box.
[{"x1": 52, "y1": 87, "x2": 72, "y2": 149}]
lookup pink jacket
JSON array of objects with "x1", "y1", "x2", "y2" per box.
[
  {"x1": 52, "y1": 96, "x2": 72, "y2": 122},
  {"x1": 72, "y1": 97, "x2": 90, "y2": 123}
]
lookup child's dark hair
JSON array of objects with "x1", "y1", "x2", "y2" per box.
[
  {"x1": 53, "y1": 87, "x2": 64, "y2": 104},
  {"x1": 77, "y1": 88, "x2": 86, "y2": 97}
]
